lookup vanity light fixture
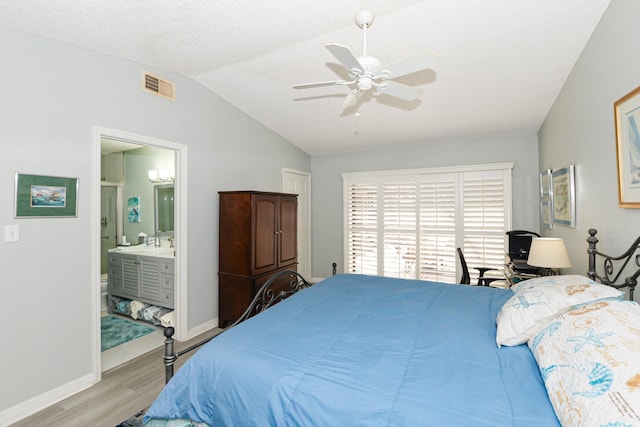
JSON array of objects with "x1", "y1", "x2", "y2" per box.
[{"x1": 148, "y1": 169, "x2": 174, "y2": 183}]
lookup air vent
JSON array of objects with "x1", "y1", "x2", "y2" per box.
[{"x1": 142, "y1": 71, "x2": 175, "y2": 101}]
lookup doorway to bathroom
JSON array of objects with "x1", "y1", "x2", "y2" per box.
[
  {"x1": 100, "y1": 140, "x2": 177, "y2": 371},
  {"x1": 92, "y1": 126, "x2": 187, "y2": 379}
]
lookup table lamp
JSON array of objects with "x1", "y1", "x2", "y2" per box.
[{"x1": 527, "y1": 237, "x2": 571, "y2": 276}]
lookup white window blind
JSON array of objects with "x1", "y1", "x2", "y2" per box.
[
  {"x1": 383, "y1": 181, "x2": 417, "y2": 278},
  {"x1": 343, "y1": 164, "x2": 512, "y2": 283},
  {"x1": 462, "y1": 172, "x2": 508, "y2": 273},
  {"x1": 419, "y1": 174, "x2": 456, "y2": 282},
  {"x1": 346, "y1": 183, "x2": 378, "y2": 276}
]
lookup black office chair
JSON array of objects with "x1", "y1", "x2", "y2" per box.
[{"x1": 456, "y1": 248, "x2": 501, "y2": 286}]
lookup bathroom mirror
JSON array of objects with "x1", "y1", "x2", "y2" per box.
[{"x1": 154, "y1": 184, "x2": 174, "y2": 235}]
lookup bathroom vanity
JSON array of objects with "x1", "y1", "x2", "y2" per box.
[{"x1": 107, "y1": 247, "x2": 175, "y2": 310}]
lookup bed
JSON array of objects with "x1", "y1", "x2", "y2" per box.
[{"x1": 144, "y1": 229, "x2": 640, "y2": 426}]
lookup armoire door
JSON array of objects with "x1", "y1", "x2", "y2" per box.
[
  {"x1": 278, "y1": 196, "x2": 297, "y2": 268},
  {"x1": 253, "y1": 194, "x2": 278, "y2": 275}
]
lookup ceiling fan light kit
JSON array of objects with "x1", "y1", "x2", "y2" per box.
[{"x1": 293, "y1": 10, "x2": 437, "y2": 113}]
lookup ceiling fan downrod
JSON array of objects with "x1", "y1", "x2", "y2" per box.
[{"x1": 355, "y1": 10, "x2": 375, "y2": 56}]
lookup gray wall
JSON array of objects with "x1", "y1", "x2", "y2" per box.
[
  {"x1": 310, "y1": 135, "x2": 540, "y2": 277},
  {"x1": 0, "y1": 26, "x2": 309, "y2": 418},
  {"x1": 538, "y1": 0, "x2": 640, "y2": 276}
]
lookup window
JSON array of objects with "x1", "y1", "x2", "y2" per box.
[{"x1": 343, "y1": 163, "x2": 513, "y2": 283}]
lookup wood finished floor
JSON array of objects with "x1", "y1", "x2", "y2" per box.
[{"x1": 11, "y1": 327, "x2": 223, "y2": 427}]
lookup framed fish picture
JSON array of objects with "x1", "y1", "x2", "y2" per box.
[{"x1": 15, "y1": 173, "x2": 78, "y2": 218}]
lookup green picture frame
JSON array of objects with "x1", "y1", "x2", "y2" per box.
[{"x1": 15, "y1": 173, "x2": 78, "y2": 218}]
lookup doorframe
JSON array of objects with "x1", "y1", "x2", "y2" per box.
[
  {"x1": 91, "y1": 126, "x2": 188, "y2": 382},
  {"x1": 282, "y1": 168, "x2": 311, "y2": 279}
]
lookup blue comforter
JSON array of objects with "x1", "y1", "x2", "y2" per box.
[{"x1": 145, "y1": 274, "x2": 560, "y2": 426}]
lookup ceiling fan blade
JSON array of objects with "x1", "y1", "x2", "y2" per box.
[
  {"x1": 293, "y1": 80, "x2": 348, "y2": 89},
  {"x1": 326, "y1": 44, "x2": 364, "y2": 75},
  {"x1": 382, "y1": 50, "x2": 438, "y2": 79},
  {"x1": 341, "y1": 90, "x2": 360, "y2": 112},
  {"x1": 378, "y1": 80, "x2": 422, "y2": 101}
]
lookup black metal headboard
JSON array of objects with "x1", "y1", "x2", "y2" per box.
[
  {"x1": 162, "y1": 270, "x2": 312, "y2": 383},
  {"x1": 587, "y1": 228, "x2": 640, "y2": 301}
]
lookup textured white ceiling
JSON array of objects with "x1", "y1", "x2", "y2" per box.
[{"x1": 0, "y1": 0, "x2": 610, "y2": 155}]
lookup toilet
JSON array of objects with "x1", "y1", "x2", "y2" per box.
[{"x1": 100, "y1": 274, "x2": 109, "y2": 312}]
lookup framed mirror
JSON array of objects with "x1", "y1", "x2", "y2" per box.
[{"x1": 154, "y1": 183, "x2": 174, "y2": 235}]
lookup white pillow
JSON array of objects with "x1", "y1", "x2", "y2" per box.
[
  {"x1": 529, "y1": 300, "x2": 640, "y2": 427},
  {"x1": 496, "y1": 275, "x2": 622, "y2": 347}
]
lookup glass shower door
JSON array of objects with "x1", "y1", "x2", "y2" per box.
[{"x1": 100, "y1": 186, "x2": 118, "y2": 274}]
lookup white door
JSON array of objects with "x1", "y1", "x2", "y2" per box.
[{"x1": 283, "y1": 169, "x2": 311, "y2": 280}]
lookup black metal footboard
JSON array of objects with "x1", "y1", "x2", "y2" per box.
[
  {"x1": 587, "y1": 228, "x2": 640, "y2": 301},
  {"x1": 163, "y1": 270, "x2": 312, "y2": 383}
]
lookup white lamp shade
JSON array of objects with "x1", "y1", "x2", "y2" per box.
[{"x1": 527, "y1": 237, "x2": 571, "y2": 269}]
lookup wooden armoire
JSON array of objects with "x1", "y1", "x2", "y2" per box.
[{"x1": 218, "y1": 191, "x2": 298, "y2": 327}]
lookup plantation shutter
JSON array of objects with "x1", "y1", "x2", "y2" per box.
[
  {"x1": 462, "y1": 170, "x2": 508, "y2": 273},
  {"x1": 343, "y1": 164, "x2": 512, "y2": 282},
  {"x1": 383, "y1": 180, "x2": 417, "y2": 278},
  {"x1": 419, "y1": 174, "x2": 457, "y2": 282},
  {"x1": 346, "y1": 182, "x2": 378, "y2": 275}
]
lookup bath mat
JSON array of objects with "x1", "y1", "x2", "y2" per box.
[{"x1": 101, "y1": 315, "x2": 156, "y2": 351}]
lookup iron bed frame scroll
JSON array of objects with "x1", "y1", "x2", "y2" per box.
[
  {"x1": 163, "y1": 270, "x2": 312, "y2": 383},
  {"x1": 587, "y1": 228, "x2": 640, "y2": 301}
]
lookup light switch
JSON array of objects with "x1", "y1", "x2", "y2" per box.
[{"x1": 4, "y1": 225, "x2": 19, "y2": 242}]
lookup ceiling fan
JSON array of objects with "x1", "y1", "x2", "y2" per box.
[{"x1": 293, "y1": 10, "x2": 438, "y2": 113}]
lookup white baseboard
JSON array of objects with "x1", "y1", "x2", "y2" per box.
[
  {"x1": 0, "y1": 373, "x2": 95, "y2": 426},
  {"x1": 185, "y1": 317, "x2": 219, "y2": 341}
]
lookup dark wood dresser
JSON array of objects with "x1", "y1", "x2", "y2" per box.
[{"x1": 218, "y1": 191, "x2": 298, "y2": 327}]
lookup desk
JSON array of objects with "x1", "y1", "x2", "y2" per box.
[{"x1": 504, "y1": 262, "x2": 542, "y2": 287}]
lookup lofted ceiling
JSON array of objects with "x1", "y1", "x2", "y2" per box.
[{"x1": 0, "y1": 0, "x2": 610, "y2": 155}]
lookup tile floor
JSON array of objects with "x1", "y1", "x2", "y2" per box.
[{"x1": 101, "y1": 312, "x2": 164, "y2": 372}]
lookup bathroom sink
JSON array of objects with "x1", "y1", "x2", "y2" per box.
[
  {"x1": 143, "y1": 248, "x2": 175, "y2": 257},
  {"x1": 110, "y1": 245, "x2": 175, "y2": 257},
  {"x1": 113, "y1": 244, "x2": 146, "y2": 251}
]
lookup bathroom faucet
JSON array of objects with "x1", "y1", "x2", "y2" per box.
[{"x1": 168, "y1": 237, "x2": 174, "y2": 248}]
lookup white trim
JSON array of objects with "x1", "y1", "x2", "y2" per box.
[
  {"x1": 187, "y1": 318, "x2": 219, "y2": 338},
  {"x1": 282, "y1": 168, "x2": 312, "y2": 279},
  {"x1": 0, "y1": 373, "x2": 95, "y2": 426},
  {"x1": 91, "y1": 126, "x2": 189, "y2": 386},
  {"x1": 282, "y1": 168, "x2": 311, "y2": 179},
  {"x1": 174, "y1": 146, "x2": 189, "y2": 341},
  {"x1": 342, "y1": 162, "x2": 515, "y2": 179},
  {"x1": 91, "y1": 132, "x2": 102, "y2": 384}
]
